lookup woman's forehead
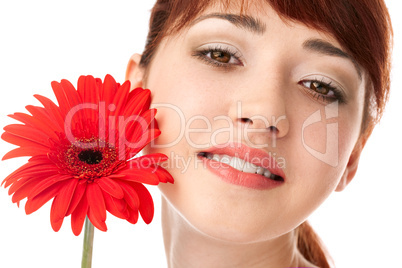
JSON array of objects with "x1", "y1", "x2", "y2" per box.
[
  {"x1": 186, "y1": 1, "x2": 340, "y2": 47},
  {"x1": 197, "y1": 0, "x2": 270, "y2": 17},
  {"x1": 186, "y1": 1, "x2": 316, "y2": 37}
]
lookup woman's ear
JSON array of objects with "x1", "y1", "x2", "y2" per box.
[
  {"x1": 335, "y1": 137, "x2": 366, "y2": 192},
  {"x1": 125, "y1": 53, "x2": 145, "y2": 90}
]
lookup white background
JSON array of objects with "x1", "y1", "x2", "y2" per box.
[{"x1": 0, "y1": 1, "x2": 400, "y2": 267}]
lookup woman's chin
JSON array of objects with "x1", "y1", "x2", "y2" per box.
[
  {"x1": 194, "y1": 224, "x2": 277, "y2": 244},
  {"x1": 160, "y1": 193, "x2": 290, "y2": 244}
]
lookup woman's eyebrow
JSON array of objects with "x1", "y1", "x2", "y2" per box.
[
  {"x1": 191, "y1": 13, "x2": 266, "y2": 34},
  {"x1": 303, "y1": 38, "x2": 362, "y2": 80}
]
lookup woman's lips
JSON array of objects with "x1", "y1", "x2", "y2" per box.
[{"x1": 197, "y1": 143, "x2": 285, "y2": 190}]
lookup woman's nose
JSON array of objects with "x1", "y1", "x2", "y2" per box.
[{"x1": 228, "y1": 85, "x2": 290, "y2": 142}]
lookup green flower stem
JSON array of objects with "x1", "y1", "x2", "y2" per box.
[{"x1": 81, "y1": 217, "x2": 94, "y2": 268}]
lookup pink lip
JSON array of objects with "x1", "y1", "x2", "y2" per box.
[{"x1": 198, "y1": 142, "x2": 286, "y2": 190}]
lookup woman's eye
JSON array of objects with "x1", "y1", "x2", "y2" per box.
[
  {"x1": 299, "y1": 79, "x2": 346, "y2": 104},
  {"x1": 193, "y1": 45, "x2": 243, "y2": 68},
  {"x1": 303, "y1": 81, "x2": 333, "y2": 96},
  {"x1": 210, "y1": 51, "x2": 231, "y2": 63}
]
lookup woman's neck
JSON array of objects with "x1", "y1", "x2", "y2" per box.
[{"x1": 161, "y1": 198, "x2": 315, "y2": 268}]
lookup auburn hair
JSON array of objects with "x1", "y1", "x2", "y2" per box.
[{"x1": 139, "y1": 0, "x2": 393, "y2": 267}]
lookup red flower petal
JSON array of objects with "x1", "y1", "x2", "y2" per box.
[
  {"x1": 25, "y1": 181, "x2": 64, "y2": 215},
  {"x1": 28, "y1": 174, "x2": 70, "y2": 200},
  {"x1": 9, "y1": 177, "x2": 37, "y2": 203},
  {"x1": 103, "y1": 192, "x2": 128, "y2": 219},
  {"x1": 123, "y1": 89, "x2": 151, "y2": 118},
  {"x1": 118, "y1": 169, "x2": 159, "y2": 185},
  {"x1": 6, "y1": 169, "x2": 61, "y2": 192},
  {"x1": 66, "y1": 181, "x2": 87, "y2": 216},
  {"x1": 100, "y1": 75, "x2": 117, "y2": 130},
  {"x1": 83, "y1": 76, "x2": 100, "y2": 106},
  {"x1": 152, "y1": 165, "x2": 175, "y2": 184},
  {"x1": 1, "y1": 155, "x2": 53, "y2": 187},
  {"x1": 127, "y1": 87, "x2": 146, "y2": 101},
  {"x1": 52, "y1": 179, "x2": 78, "y2": 219},
  {"x1": 3, "y1": 124, "x2": 52, "y2": 147},
  {"x1": 34, "y1": 94, "x2": 64, "y2": 132},
  {"x1": 126, "y1": 206, "x2": 139, "y2": 224},
  {"x1": 128, "y1": 153, "x2": 169, "y2": 167},
  {"x1": 1, "y1": 132, "x2": 50, "y2": 149},
  {"x1": 51, "y1": 81, "x2": 76, "y2": 118},
  {"x1": 71, "y1": 194, "x2": 89, "y2": 236},
  {"x1": 125, "y1": 108, "x2": 157, "y2": 143},
  {"x1": 60, "y1": 79, "x2": 84, "y2": 109},
  {"x1": 97, "y1": 177, "x2": 124, "y2": 199},
  {"x1": 101, "y1": 75, "x2": 117, "y2": 105},
  {"x1": 86, "y1": 183, "x2": 106, "y2": 223},
  {"x1": 115, "y1": 181, "x2": 140, "y2": 210},
  {"x1": 7, "y1": 113, "x2": 59, "y2": 141},
  {"x1": 25, "y1": 105, "x2": 60, "y2": 138},
  {"x1": 131, "y1": 182, "x2": 154, "y2": 224},
  {"x1": 50, "y1": 196, "x2": 65, "y2": 232},
  {"x1": 2, "y1": 146, "x2": 51, "y2": 160},
  {"x1": 78, "y1": 76, "x2": 100, "y2": 122},
  {"x1": 88, "y1": 206, "x2": 107, "y2": 232},
  {"x1": 125, "y1": 128, "x2": 161, "y2": 157},
  {"x1": 59, "y1": 79, "x2": 86, "y2": 130},
  {"x1": 111, "y1": 80, "x2": 130, "y2": 117}
]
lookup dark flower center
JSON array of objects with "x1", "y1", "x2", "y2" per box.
[
  {"x1": 78, "y1": 149, "x2": 103, "y2": 165},
  {"x1": 53, "y1": 137, "x2": 124, "y2": 179}
]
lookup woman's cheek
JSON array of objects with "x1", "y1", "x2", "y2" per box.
[{"x1": 292, "y1": 107, "x2": 361, "y2": 203}]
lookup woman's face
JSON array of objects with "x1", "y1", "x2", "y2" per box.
[{"x1": 136, "y1": 1, "x2": 366, "y2": 243}]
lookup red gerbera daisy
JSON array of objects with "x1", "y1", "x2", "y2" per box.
[{"x1": 1, "y1": 74, "x2": 173, "y2": 236}]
